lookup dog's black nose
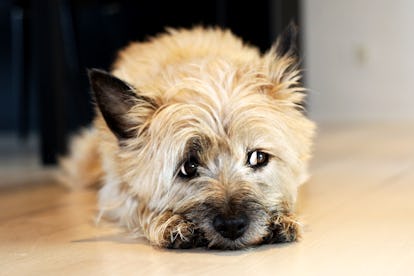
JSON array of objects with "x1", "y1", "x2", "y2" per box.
[{"x1": 213, "y1": 214, "x2": 249, "y2": 240}]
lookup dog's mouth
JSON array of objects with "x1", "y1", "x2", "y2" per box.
[
  {"x1": 175, "y1": 214, "x2": 266, "y2": 250},
  {"x1": 172, "y1": 209, "x2": 299, "y2": 250},
  {"x1": 168, "y1": 199, "x2": 299, "y2": 250},
  {"x1": 169, "y1": 222, "x2": 289, "y2": 250}
]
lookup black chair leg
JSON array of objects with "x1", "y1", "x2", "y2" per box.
[{"x1": 32, "y1": 0, "x2": 69, "y2": 164}]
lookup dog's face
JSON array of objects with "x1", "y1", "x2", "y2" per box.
[{"x1": 90, "y1": 24, "x2": 315, "y2": 249}]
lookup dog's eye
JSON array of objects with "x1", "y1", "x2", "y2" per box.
[
  {"x1": 247, "y1": 150, "x2": 269, "y2": 169},
  {"x1": 178, "y1": 157, "x2": 199, "y2": 178}
]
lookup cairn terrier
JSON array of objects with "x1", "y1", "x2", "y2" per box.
[{"x1": 60, "y1": 24, "x2": 315, "y2": 249}]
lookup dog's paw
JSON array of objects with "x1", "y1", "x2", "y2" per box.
[
  {"x1": 164, "y1": 219, "x2": 207, "y2": 249},
  {"x1": 167, "y1": 228, "x2": 208, "y2": 249},
  {"x1": 263, "y1": 213, "x2": 302, "y2": 244}
]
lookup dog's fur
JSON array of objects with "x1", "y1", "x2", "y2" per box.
[{"x1": 60, "y1": 25, "x2": 315, "y2": 249}]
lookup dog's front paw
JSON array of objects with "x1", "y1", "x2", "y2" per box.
[
  {"x1": 263, "y1": 213, "x2": 301, "y2": 244},
  {"x1": 167, "y1": 227, "x2": 208, "y2": 249},
  {"x1": 162, "y1": 218, "x2": 207, "y2": 249}
]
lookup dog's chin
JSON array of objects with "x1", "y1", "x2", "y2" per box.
[
  {"x1": 204, "y1": 232, "x2": 265, "y2": 250},
  {"x1": 189, "y1": 219, "x2": 270, "y2": 250},
  {"x1": 196, "y1": 225, "x2": 297, "y2": 250}
]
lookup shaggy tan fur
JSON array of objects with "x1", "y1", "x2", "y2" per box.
[{"x1": 60, "y1": 26, "x2": 315, "y2": 249}]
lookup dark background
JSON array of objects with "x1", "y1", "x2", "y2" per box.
[{"x1": 0, "y1": 0, "x2": 299, "y2": 164}]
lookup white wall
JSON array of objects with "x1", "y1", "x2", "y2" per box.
[{"x1": 302, "y1": 0, "x2": 414, "y2": 121}]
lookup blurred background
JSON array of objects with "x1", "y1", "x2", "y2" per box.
[
  {"x1": 0, "y1": 0, "x2": 413, "y2": 173},
  {"x1": 303, "y1": 0, "x2": 414, "y2": 122}
]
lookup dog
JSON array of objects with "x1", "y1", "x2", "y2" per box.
[{"x1": 60, "y1": 24, "x2": 315, "y2": 249}]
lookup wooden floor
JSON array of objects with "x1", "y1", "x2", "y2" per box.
[{"x1": 1, "y1": 123, "x2": 414, "y2": 275}]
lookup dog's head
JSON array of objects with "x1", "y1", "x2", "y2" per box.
[{"x1": 90, "y1": 24, "x2": 315, "y2": 249}]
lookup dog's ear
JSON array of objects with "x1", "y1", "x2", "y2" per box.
[
  {"x1": 88, "y1": 69, "x2": 156, "y2": 140},
  {"x1": 273, "y1": 21, "x2": 298, "y2": 58},
  {"x1": 264, "y1": 22, "x2": 304, "y2": 106}
]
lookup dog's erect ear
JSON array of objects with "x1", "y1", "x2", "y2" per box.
[
  {"x1": 273, "y1": 21, "x2": 298, "y2": 58},
  {"x1": 264, "y1": 22, "x2": 305, "y2": 106},
  {"x1": 89, "y1": 69, "x2": 155, "y2": 140}
]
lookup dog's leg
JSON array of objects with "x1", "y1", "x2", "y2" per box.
[{"x1": 58, "y1": 128, "x2": 103, "y2": 189}]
